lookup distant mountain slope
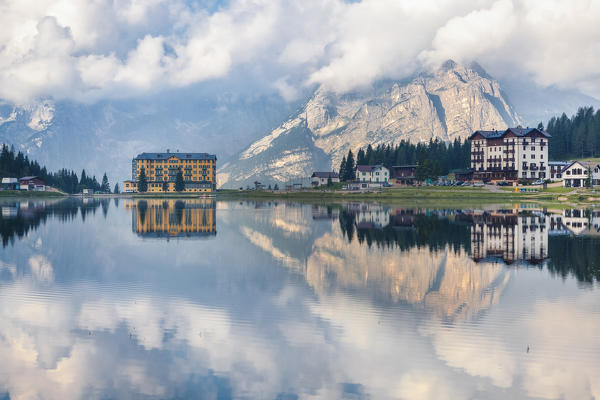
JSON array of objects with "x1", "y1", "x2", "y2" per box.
[
  {"x1": 218, "y1": 61, "x2": 522, "y2": 188},
  {"x1": 0, "y1": 94, "x2": 299, "y2": 183}
]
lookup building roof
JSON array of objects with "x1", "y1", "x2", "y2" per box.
[
  {"x1": 391, "y1": 165, "x2": 417, "y2": 169},
  {"x1": 356, "y1": 165, "x2": 386, "y2": 172},
  {"x1": 1, "y1": 178, "x2": 18, "y2": 184},
  {"x1": 548, "y1": 161, "x2": 571, "y2": 165},
  {"x1": 19, "y1": 176, "x2": 40, "y2": 181},
  {"x1": 563, "y1": 160, "x2": 600, "y2": 171},
  {"x1": 469, "y1": 127, "x2": 551, "y2": 140},
  {"x1": 135, "y1": 152, "x2": 217, "y2": 161},
  {"x1": 312, "y1": 172, "x2": 339, "y2": 178}
]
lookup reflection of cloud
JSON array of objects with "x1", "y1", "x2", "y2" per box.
[
  {"x1": 396, "y1": 371, "x2": 465, "y2": 400},
  {"x1": 240, "y1": 226, "x2": 303, "y2": 270},
  {"x1": 271, "y1": 218, "x2": 310, "y2": 236},
  {"x1": 28, "y1": 255, "x2": 54, "y2": 284}
]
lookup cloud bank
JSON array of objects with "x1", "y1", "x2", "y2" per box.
[{"x1": 0, "y1": 0, "x2": 599, "y2": 103}]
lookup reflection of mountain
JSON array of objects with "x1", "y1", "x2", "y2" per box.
[
  {"x1": 0, "y1": 198, "x2": 108, "y2": 247},
  {"x1": 307, "y1": 227, "x2": 509, "y2": 321},
  {"x1": 128, "y1": 199, "x2": 216, "y2": 238}
]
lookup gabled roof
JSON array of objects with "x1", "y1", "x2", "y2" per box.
[
  {"x1": 391, "y1": 165, "x2": 418, "y2": 169},
  {"x1": 19, "y1": 176, "x2": 41, "y2": 181},
  {"x1": 356, "y1": 165, "x2": 386, "y2": 172},
  {"x1": 312, "y1": 172, "x2": 339, "y2": 178},
  {"x1": 469, "y1": 127, "x2": 551, "y2": 140},
  {"x1": 135, "y1": 152, "x2": 217, "y2": 161},
  {"x1": 563, "y1": 160, "x2": 600, "y2": 172}
]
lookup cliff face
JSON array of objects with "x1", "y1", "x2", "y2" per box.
[{"x1": 218, "y1": 61, "x2": 521, "y2": 188}]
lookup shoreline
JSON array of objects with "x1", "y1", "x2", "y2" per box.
[{"x1": 1, "y1": 186, "x2": 598, "y2": 207}]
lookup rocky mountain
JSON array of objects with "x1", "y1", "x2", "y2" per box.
[
  {"x1": 218, "y1": 61, "x2": 522, "y2": 188},
  {"x1": 0, "y1": 92, "x2": 300, "y2": 184}
]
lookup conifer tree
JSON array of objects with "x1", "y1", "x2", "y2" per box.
[
  {"x1": 101, "y1": 173, "x2": 110, "y2": 193},
  {"x1": 345, "y1": 150, "x2": 356, "y2": 181},
  {"x1": 162, "y1": 179, "x2": 169, "y2": 192},
  {"x1": 339, "y1": 156, "x2": 347, "y2": 181},
  {"x1": 175, "y1": 168, "x2": 185, "y2": 192},
  {"x1": 138, "y1": 167, "x2": 148, "y2": 192},
  {"x1": 113, "y1": 183, "x2": 120, "y2": 194}
]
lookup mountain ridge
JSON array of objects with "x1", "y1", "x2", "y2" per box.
[{"x1": 217, "y1": 61, "x2": 521, "y2": 188}]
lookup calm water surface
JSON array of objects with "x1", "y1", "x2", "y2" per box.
[{"x1": 0, "y1": 198, "x2": 599, "y2": 399}]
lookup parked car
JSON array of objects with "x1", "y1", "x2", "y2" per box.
[
  {"x1": 496, "y1": 181, "x2": 511, "y2": 186},
  {"x1": 472, "y1": 182, "x2": 484, "y2": 187},
  {"x1": 531, "y1": 179, "x2": 545, "y2": 185}
]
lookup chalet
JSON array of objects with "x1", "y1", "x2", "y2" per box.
[
  {"x1": 1, "y1": 178, "x2": 19, "y2": 190},
  {"x1": 469, "y1": 127, "x2": 550, "y2": 182},
  {"x1": 356, "y1": 165, "x2": 389, "y2": 183},
  {"x1": 19, "y1": 176, "x2": 45, "y2": 191},
  {"x1": 391, "y1": 165, "x2": 416, "y2": 185},
  {"x1": 311, "y1": 172, "x2": 339, "y2": 186},
  {"x1": 562, "y1": 161, "x2": 600, "y2": 187}
]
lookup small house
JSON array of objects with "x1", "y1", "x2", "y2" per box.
[
  {"x1": 19, "y1": 176, "x2": 45, "y2": 191},
  {"x1": 562, "y1": 161, "x2": 596, "y2": 187},
  {"x1": 123, "y1": 180, "x2": 137, "y2": 193},
  {"x1": 391, "y1": 165, "x2": 417, "y2": 185},
  {"x1": 548, "y1": 161, "x2": 570, "y2": 181},
  {"x1": 356, "y1": 165, "x2": 390, "y2": 183},
  {"x1": 1, "y1": 178, "x2": 19, "y2": 190},
  {"x1": 311, "y1": 172, "x2": 339, "y2": 186}
]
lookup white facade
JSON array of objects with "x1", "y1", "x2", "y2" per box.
[
  {"x1": 562, "y1": 161, "x2": 591, "y2": 187},
  {"x1": 470, "y1": 128, "x2": 549, "y2": 181},
  {"x1": 311, "y1": 173, "x2": 340, "y2": 186},
  {"x1": 356, "y1": 165, "x2": 389, "y2": 183}
]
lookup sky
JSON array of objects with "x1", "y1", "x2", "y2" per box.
[{"x1": 0, "y1": 0, "x2": 599, "y2": 104}]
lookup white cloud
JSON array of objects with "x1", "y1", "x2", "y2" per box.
[{"x1": 0, "y1": 0, "x2": 599, "y2": 103}]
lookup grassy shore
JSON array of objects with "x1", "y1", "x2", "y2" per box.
[
  {"x1": 0, "y1": 190, "x2": 66, "y2": 198},
  {"x1": 216, "y1": 186, "x2": 600, "y2": 207}
]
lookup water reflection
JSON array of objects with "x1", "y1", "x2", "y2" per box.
[
  {"x1": 125, "y1": 199, "x2": 216, "y2": 238},
  {"x1": 0, "y1": 199, "x2": 599, "y2": 399}
]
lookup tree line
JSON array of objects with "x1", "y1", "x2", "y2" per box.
[
  {"x1": 338, "y1": 139, "x2": 471, "y2": 181},
  {"x1": 0, "y1": 144, "x2": 117, "y2": 193},
  {"x1": 546, "y1": 106, "x2": 600, "y2": 160}
]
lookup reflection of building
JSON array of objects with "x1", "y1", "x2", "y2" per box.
[
  {"x1": 549, "y1": 209, "x2": 600, "y2": 236},
  {"x1": 128, "y1": 151, "x2": 217, "y2": 193},
  {"x1": 469, "y1": 211, "x2": 548, "y2": 264},
  {"x1": 131, "y1": 199, "x2": 216, "y2": 238},
  {"x1": 346, "y1": 203, "x2": 390, "y2": 229}
]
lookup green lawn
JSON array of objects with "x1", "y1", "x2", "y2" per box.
[{"x1": 0, "y1": 190, "x2": 65, "y2": 197}]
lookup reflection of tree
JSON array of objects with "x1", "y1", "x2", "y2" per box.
[
  {"x1": 0, "y1": 199, "x2": 103, "y2": 247},
  {"x1": 137, "y1": 200, "x2": 148, "y2": 226},
  {"x1": 547, "y1": 236, "x2": 600, "y2": 283},
  {"x1": 174, "y1": 200, "x2": 185, "y2": 226},
  {"x1": 339, "y1": 210, "x2": 470, "y2": 253}
]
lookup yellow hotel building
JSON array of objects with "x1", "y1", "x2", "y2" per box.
[
  {"x1": 128, "y1": 199, "x2": 216, "y2": 238},
  {"x1": 123, "y1": 151, "x2": 217, "y2": 193}
]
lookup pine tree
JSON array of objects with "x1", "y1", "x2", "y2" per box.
[
  {"x1": 339, "y1": 156, "x2": 347, "y2": 181},
  {"x1": 162, "y1": 179, "x2": 169, "y2": 192},
  {"x1": 138, "y1": 167, "x2": 148, "y2": 192},
  {"x1": 274, "y1": 183, "x2": 279, "y2": 190},
  {"x1": 175, "y1": 168, "x2": 185, "y2": 192},
  {"x1": 113, "y1": 183, "x2": 120, "y2": 194},
  {"x1": 101, "y1": 173, "x2": 110, "y2": 193},
  {"x1": 345, "y1": 150, "x2": 356, "y2": 181}
]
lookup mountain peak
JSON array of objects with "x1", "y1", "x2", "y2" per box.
[{"x1": 217, "y1": 62, "x2": 522, "y2": 188}]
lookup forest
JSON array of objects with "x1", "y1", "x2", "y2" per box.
[
  {"x1": 545, "y1": 106, "x2": 600, "y2": 160},
  {"x1": 0, "y1": 144, "x2": 114, "y2": 193}
]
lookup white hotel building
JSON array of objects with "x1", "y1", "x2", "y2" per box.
[{"x1": 469, "y1": 127, "x2": 551, "y2": 181}]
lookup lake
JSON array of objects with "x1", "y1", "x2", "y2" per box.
[{"x1": 0, "y1": 198, "x2": 599, "y2": 399}]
